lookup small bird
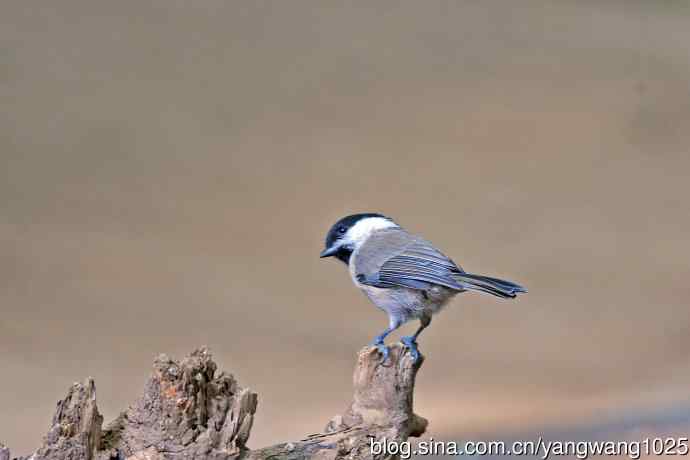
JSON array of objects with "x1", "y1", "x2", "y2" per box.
[{"x1": 320, "y1": 213, "x2": 527, "y2": 362}]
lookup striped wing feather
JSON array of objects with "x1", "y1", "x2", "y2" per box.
[{"x1": 377, "y1": 239, "x2": 465, "y2": 290}]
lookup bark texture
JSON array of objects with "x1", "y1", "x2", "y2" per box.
[
  {"x1": 248, "y1": 344, "x2": 426, "y2": 460},
  {"x1": 8, "y1": 344, "x2": 424, "y2": 460},
  {"x1": 33, "y1": 378, "x2": 103, "y2": 460},
  {"x1": 98, "y1": 348, "x2": 257, "y2": 460}
]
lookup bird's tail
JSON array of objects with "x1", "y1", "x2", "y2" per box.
[{"x1": 453, "y1": 272, "x2": 527, "y2": 299}]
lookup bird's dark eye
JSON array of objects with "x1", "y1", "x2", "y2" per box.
[{"x1": 338, "y1": 226, "x2": 347, "y2": 234}]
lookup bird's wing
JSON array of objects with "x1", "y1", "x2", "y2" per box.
[{"x1": 357, "y1": 234, "x2": 465, "y2": 291}]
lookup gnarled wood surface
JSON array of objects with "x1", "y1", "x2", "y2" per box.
[{"x1": 5, "y1": 344, "x2": 424, "y2": 460}]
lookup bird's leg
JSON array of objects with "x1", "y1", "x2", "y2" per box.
[
  {"x1": 401, "y1": 315, "x2": 431, "y2": 362},
  {"x1": 370, "y1": 318, "x2": 401, "y2": 363}
]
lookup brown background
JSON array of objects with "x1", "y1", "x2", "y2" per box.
[{"x1": 2, "y1": 1, "x2": 690, "y2": 455}]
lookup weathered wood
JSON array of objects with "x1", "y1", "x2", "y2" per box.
[
  {"x1": 15, "y1": 343, "x2": 424, "y2": 460},
  {"x1": 247, "y1": 344, "x2": 426, "y2": 460},
  {"x1": 33, "y1": 378, "x2": 103, "y2": 460},
  {"x1": 98, "y1": 347, "x2": 257, "y2": 460}
]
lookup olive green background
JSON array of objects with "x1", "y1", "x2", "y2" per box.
[{"x1": 2, "y1": 1, "x2": 690, "y2": 454}]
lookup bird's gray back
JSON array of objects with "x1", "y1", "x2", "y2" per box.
[
  {"x1": 352, "y1": 228, "x2": 466, "y2": 291},
  {"x1": 351, "y1": 228, "x2": 417, "y2": 276}
]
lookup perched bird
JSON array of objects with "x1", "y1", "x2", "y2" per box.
[{"x1": 320, "y1": 213, "x2": 527, "y2": 362}]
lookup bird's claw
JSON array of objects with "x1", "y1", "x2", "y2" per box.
[
  {"x1": 375, "y1": 343, "x2": 390, "y2": 363},
  {"x1": 370, "y1": 337, "x2": 390, "y2": 363},
  {"x1": 400, "y1": 336, "x2": 420, "y2": 362}
]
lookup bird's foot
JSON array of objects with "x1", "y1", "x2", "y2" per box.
[
  {"x1": 400, "y1": 336, "x2": 420, "y2": 362},
  {"x1": 369, "y1": 337, "x2": 390, "y2": 363}
]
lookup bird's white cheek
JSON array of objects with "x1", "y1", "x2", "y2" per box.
[{"x1": 345, "y1": 217, "x2": 398, "y2": 244}]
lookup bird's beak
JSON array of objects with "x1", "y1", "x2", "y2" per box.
[{"x1": 319, "y1": 246, "x2": 338, "y2": 258}]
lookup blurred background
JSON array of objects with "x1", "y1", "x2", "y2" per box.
[{"x1": 2, "y1": 0, "x2": 690, "y2": 455}]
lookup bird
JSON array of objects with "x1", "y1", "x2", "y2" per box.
[{"x1": 320, "y1": 213, "x2": 527, "y2": 362}]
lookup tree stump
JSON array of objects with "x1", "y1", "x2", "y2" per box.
[{"x1": 8, "y1": 343, "x2": 425, "y2": 460}]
